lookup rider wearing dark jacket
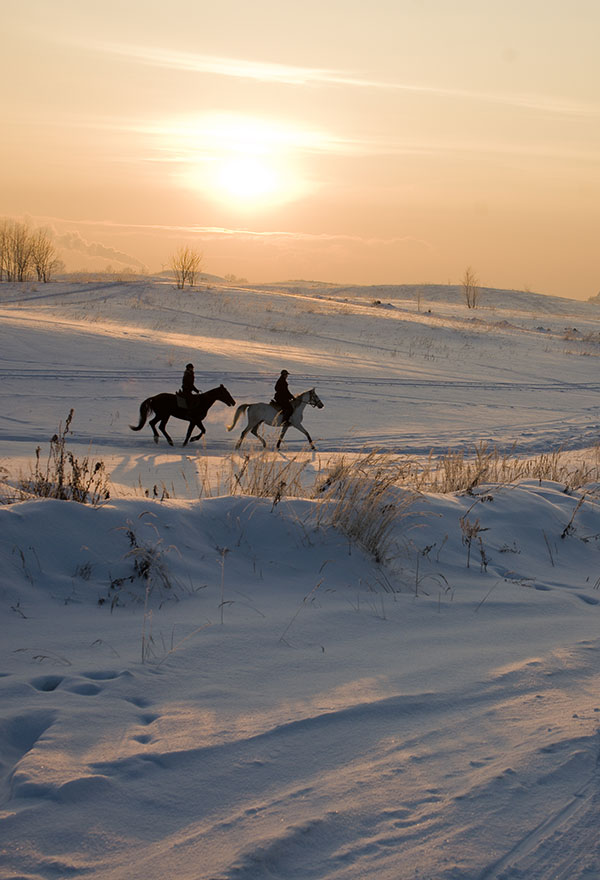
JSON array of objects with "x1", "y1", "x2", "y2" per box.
[
  {"x1": 274, "y1": 369, "x2": 294, "y2": 423},
  {"x1": 180, "y1": 363, "x2": 201, "y2": 407}
]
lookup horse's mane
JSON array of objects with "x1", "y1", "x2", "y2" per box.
[{"x1": 292, "y1": 388, "x2": 313, "y2": 400}]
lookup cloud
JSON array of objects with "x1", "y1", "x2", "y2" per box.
[
  {"x1": 89, "y1": 42, "x2": 600, "y2": 119},
  {"x1": 137, "y1": 113, "x2": 355, "y2": 158},
  {"x1": 36, "y1": 214, "x2": 432, "y2": 251},
  {"x1": 91, "y1": 43, "x2": 371, "y2": 88},
  {"x1": 62, "y1": 219, "x2": 432, "y2": 250},
  {"x1": 183, "y1": 227, "x2": 433, "y2": 250},
  {"x1": 52, "y1": 229, "x2": 145, "y2": 268}
]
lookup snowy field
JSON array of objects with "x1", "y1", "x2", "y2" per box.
[{"x1": 1, "y1": 278, "x2": 600, "y2": 879}]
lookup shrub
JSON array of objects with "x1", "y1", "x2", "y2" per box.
[
  {"x1": 17, "y1": 410, "x2": 110, "y2": 506},
  {"x1": 313, "y1": 451, "x2": 417, "y2": 563},
  {"x1": 170, "y1": 246, "x2": 202, "y2": 289},
  {"x1": 461, "y1": 266, "x2": 480, "y2": 309}
]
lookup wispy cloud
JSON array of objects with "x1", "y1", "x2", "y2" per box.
[
  {"x1": 136, "y1": 114, "x2": 355, "y2": 156},
  {"x1": 136, "y1": 120, "x2": 600, "y2": 167},
  {"x1": 38, "y1": 214, "x2": 432, "y2": 249},
  {"x1": 44, "y1": 110, "x2": 600, "y2": 168},
  {"x1": 92, "y1": 42, "x2": 378, "y2": 88},
  {"x1": 91, "y1": 42, "x2": 600, "y2": 119}
]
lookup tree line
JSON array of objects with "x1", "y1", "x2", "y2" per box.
[{"x1": 0, "y1": 219, "x2": 61, "y2": 282}]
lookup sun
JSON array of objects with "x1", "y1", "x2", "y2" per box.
[
  {"x1": 214, "y1": 155, "x2": 279, "y2": 203},
  {"x1": 171, "y1": 113, "x2": 314, "y2": 210}
]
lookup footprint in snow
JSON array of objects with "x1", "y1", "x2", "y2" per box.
[
  {"x1": 30, "y1": 674, "x2": 64, "y2": 692},
  {"x1": 65, "y1": 682, "x2": 103, "y2": 696},
  {"x1": 132, "y1": 733, "x2": 153, "y2": 744},
  {"x1": 81, "y1": 669, "x2": 124, "y2": 681},
  {"x1": 123, "y1": 695, "x2": 153, "y2": 708}
]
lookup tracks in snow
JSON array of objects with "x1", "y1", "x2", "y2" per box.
[{"x1": 480, "y1": 743, "x2": 600, "y2": 879}]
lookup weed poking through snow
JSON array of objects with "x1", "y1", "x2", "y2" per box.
[
  {"x1": 15, "y1": 410, "x2": 110, "y2": 506},
  {"x1": 106, "y1": 515, "x2": 181, "y2": 610}
]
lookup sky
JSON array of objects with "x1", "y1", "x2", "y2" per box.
[{"x1": 2, "y1": 0, "x2": 600, "y2": 299}]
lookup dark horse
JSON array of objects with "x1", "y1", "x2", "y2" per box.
[{"x1": 130, "y1": 385, "x2": 236, "y2": 446}]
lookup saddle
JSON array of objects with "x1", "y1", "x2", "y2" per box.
[
  {"x1": 271, "y1": 399, "x2": 294, "y2": 426},
  {"x1": 176, "y1": 392, "x2": 198, "y2": 410}
]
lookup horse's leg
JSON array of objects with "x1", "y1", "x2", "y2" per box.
[
  {"x1": 278, "y1": 423, "x2": 316, "y2": 450},
  {"x1": 235, "y1": 421, "x2": 254, "y2": 450},
  {"x1": 158, "y1": 417, "x2": 174, "y2": 446},
  {"x1": 296, "y1": 425, "x2": 316, "y2": 450},
  {"x1": 189, "y1": 421, "x2": 205, "y2": 443},
  {"x1": 149, "y1": 414, "x2": 161, "y2": 444},
  {"x1": 250, "y1": 424, "x2": 267, "y2": 448},
  {"x1": 182, "y1": 420, "x2": 194, "y2": 446},
  {"x1": 276, "y1": 424, "x2": 289, "y2": 449}
]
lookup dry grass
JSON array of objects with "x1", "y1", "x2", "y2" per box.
[
  {"x1": 196, "y1": 443, "x2": 600, "y2": 562},
  {"x1": 191, "y1": 451, "x2": 312, "y2": 500},
  {"x1": 410, "y1": 442, "x2": 600, "y2": 494},
  {"x1": 0, "y1": 463, "x2": 16, "y2": 503},
  {"x1": 5, "y1": 411, "x2": 110, "y2": 506},
  {"x1": 188, "y1": 450, "x2": 417, "y2": 562},
  {"x1": 5, "y1": 424, "x2": 598, "y2": 566},
  {"x1": 313, "y1": 451, "x2": 417, "y2": 563},
  {"x1": 224, "y1": 452, "x2": 311, "y2": 500}
]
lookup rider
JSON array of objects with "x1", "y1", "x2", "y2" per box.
[
  {"x1": 180, "y1": 363, "x2": 201, "y2": 408},
  {"x1": 274, "y1": 369, "x2": 294, "y2": 425}
]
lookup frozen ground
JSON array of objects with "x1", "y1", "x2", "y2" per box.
[{"x1": 1, "y1": 278, "x2": 599, "y2": 879}]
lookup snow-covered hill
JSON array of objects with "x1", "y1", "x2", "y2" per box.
[{"x1": 1, "y1": 279, "x2": 599, "y2": 879}]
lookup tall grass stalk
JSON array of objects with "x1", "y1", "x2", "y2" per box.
[
  {"x1": 411, "y1": 442, "x2": 599, "y2": 493},
  {"x1": 186, "y1": 444, "x2": 599, "y2": 566},
  {"x1": 313, "y1": 451, "x2": 417, "y2": 563},
  {"x1": 14, "y1": 410, "x2": 110, "y2": 505},
  {"x1": 192, "y1": 450, "x2": 314, "y2": 500},
  {"x1": 226, "y1": 452, "x2": 311, "y2": 499}
]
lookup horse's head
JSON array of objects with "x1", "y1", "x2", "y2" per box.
[
  {"x1": 219, "y1": 384, "x2": 236, "y2": 407},
  {"x1": 308, "y1": 388, "x2": 324, "y2": 409}
]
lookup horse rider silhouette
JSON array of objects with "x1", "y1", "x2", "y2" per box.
[
  {"x1": 180, "y1": 363, "x2": 201, "y2": 408},
  {"x1": 274, "y1": 369, "x2": 294, "y2": 425}
]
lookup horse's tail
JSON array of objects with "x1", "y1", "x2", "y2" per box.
[
  {"x1": 129, "y1": 397, "x2": 154, "y2": 431},
  {"x1": 227, "y1": 403, "x2": 249, "y2": 431}
]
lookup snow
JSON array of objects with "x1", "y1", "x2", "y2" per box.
[{"x1": 1, "y1": 278, "x2": 599, "y2": 879}]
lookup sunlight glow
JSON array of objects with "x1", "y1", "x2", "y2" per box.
[
  {"x1": 165, "y1": 113, "x2": 318, "y2": 209},
  {"x1": 215, "y1": 156, "x2": 279, "y2": 202}
]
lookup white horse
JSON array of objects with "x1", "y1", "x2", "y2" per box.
[{"x1": 228, "y1": 388, "x2": 324, "y2": 450}]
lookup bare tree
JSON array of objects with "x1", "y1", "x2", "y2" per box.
[
  {"x1": 170, "y1": 246, "x2": 202, "y2": 289},
  {"x1": 0, "y1": 218, "x2": 63, "y2": 282},
  {"x1": 1, "y1": 219, "x2": 19, "y2": 281},
  {"x1": 8, "y1": 220, "x2": 33, "y2": 282},
  {"x1": 31, "y1": 227, "x2": 59, "y2": 282},
  {"x1": 461, "y1": 266, "x2": 480, "y2": 309},
  {"x1": 0, "y1": 220, "x2": 9, "y2": 281}
]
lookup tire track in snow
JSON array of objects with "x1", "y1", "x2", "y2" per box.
[{"x1": 479, "y1": 738, "x2": 600, "y2": 880}]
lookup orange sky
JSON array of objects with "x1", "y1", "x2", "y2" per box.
[{"x1": 2, "y1": 0, "x2": 600, "y2": 299}]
